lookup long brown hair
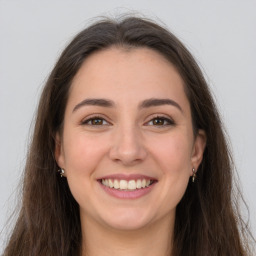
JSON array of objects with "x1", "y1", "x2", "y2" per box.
[{"x1": 3, "y1": 16, "x2": 255, "y2": 256}]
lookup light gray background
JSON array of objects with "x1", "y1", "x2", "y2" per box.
[{"x1": 0, "y1": 0, "x2": 255, "y2": 252}]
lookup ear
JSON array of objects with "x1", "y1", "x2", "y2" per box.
[
  {"x1": 191, "y1": 129, "x2": 207, "y2": 171},
  {"x1": 55, "y1": 132, "x2": 66, "y2": 173}
]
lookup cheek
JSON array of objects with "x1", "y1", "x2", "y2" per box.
[
  {"x1": 160, "y1": 142, "x2": 191, "y2": 199},
  {"x1": 146, "y1": 133, "x2": 192, "y2": 216},
  {"x1": 150, "y1": 133, "x2": 192, "y2": 175},
  {"x1": 62, "y1": 132, "x2": 109, "y2": 208},
  {"x1": 63, "y1": 131, "x2": 108, "y2": 177}
]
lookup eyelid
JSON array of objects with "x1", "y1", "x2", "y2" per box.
[
  {"x1": 80, "y1": 114, "x2": 111, "y2": 126},
  {"x1": 144, "y1": 114, "x2": 175, "y2": 126},
  {"x1": 80, "y1": 113, "x2": 174, "y2": 126}
]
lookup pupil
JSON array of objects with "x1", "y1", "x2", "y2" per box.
[
  {"x1": 154, "y1": 119, "x2": 163, "y2": 125},
  {"x1": 93, "y1": 119, "x2": 102, "y2": 125}
]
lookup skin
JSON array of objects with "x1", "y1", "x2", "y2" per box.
[{"x1": 55, "y1": 47, "x2": 206, "y2": 256}]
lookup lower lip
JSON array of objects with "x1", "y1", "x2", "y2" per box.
[{"x1": 99, "y1": 182, "x2": 156, "y2": 199}]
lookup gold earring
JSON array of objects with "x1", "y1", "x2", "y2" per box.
[
  {"x1": 192, "y1": 168, "x2": 196, "y2": 182},
  {"x1": 58, "y1": 168, "x2": 65, "y2": 178}
]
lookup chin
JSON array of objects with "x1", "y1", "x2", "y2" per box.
[{"x1": 100, "y1": 208, "x2": 154, "y2": 231}]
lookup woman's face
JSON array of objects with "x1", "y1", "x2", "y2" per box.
[{"x1": 56, "y1": 47, "x2": 206, "y2": 231}]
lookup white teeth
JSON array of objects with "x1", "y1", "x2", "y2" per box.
[
  {"x1": 109, "y1": 179, "x2": 114, "y2": 188},
  {"x1": 101, "y1": 178, "x2": 153, "y2": 190},
  {"x1": 114, "y1": 180, "x2": 119, "y2": 189},
  {"x1": 120, "y1": 180, "x2": 128, "y2": 189},
  {"x1": 136, "y1": 179, "x2": 142, "y2": 189},
  {"x1": 128, "y1": 180, "x2": 136, "y2": 190}
]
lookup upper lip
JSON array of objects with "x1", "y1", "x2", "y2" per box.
[{"x1": 97, "y1": 174, "x2": 157, "y2": 181}]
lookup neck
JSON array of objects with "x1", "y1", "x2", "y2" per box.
[{"x1": 80, "y1": 214, "x2": 174, "y2": 256}]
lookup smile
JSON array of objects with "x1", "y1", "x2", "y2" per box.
[
  {"x1": 98, "y1": 174, "x2": 158, "y2": 199},
  {"x1": 101, "y1": 179, "x2": 154, "y2": 190}
]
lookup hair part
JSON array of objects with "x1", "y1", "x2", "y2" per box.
[{"x1": 3, "y1": 15, "x2": 255, "y2": 256}]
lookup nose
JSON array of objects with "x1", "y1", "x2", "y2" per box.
[{"x1": 109, "y1": 125, "x2": 147, "y2": 166}]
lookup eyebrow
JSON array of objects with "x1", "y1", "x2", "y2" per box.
[
  {"x1": 73, "y1": 98, "x2": 115, "y2": 112},
  {"x1": 72, "y1": 97, "x2": 183, "y2": 113},
  {"x1": 139, "y1": 98, "x2": 183, "y2": 112}
]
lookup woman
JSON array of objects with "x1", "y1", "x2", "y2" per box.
[{"x1": 3, "y1": 16, "x2": 254, "y2": 256}]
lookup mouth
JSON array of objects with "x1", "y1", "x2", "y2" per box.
[
  {"x1": 97, "y1": 174, "x2": 158, "y2": 199},
  {"x1": 99, "y1": 178, "x2": 156, "y2": 191}
]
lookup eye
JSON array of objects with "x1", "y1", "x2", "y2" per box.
[
  {"x1": 146, "y1": 116, "x2": 174, "y2": 126},
  {"x1": 81, "y1": 116, "x2": 109, "y2": 126}
]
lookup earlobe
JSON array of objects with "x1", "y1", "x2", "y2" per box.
[
  {"x1": 191, "y1": 129, "x2": 207, "y2": 170},
  {"x1": 55, "y1": 132, "x2": 65, "y2": 169}
]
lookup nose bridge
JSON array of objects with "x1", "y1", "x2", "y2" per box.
[{"x1": 109, "y1": 121, "x2": 147, "y2": 165}]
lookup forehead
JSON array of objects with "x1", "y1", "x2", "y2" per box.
[{"x1": 68, "y1": 47, "x2": 190, "y2": 112}]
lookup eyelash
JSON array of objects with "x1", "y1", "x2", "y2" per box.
[
  {"x1": 145, "y1": 115, "x2": 175, "y2": 127},
  {"x1": 81, "y1": 115, "x2": 110, "y2": 126},
  {"x1": 81, "y1": 115, "x2": 175, "y2": 127}
]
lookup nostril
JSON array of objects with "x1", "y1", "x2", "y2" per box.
[{"x1": 109, "y1": 142, "x2": 147, "y2": 165}]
